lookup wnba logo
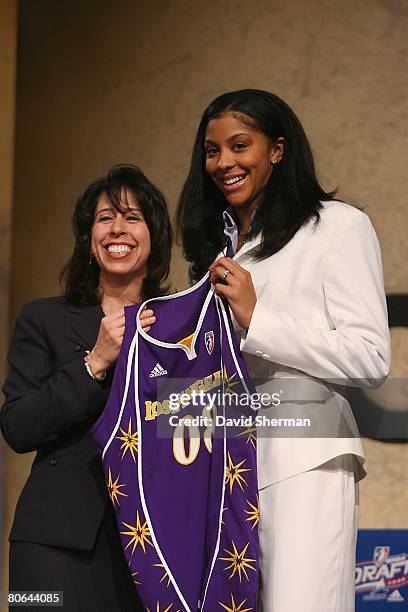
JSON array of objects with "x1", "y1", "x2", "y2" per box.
[{"x1": 205, "y1": 331, "x2": 214, "y2": 355}]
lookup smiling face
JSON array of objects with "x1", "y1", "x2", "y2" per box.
[
  {"x1": 91, "y1": 188, "x2": 151, "y2": 281},
  {"x1": 205, "y1": 112, "x2": 282, "y2": 213}
]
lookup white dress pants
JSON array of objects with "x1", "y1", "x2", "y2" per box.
[{"x1": 258, "y1": 454, "x2": 359, "y2": 612}]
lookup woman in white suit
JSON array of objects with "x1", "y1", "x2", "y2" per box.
[{"x1": 176, "y1": 90, "x2": 391, "y2": 611}]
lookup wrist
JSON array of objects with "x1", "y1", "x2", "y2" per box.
[
  {"x1": 246, "y1": 299, "x2": 257, "y2": 330},
  {"x1": 84, "y1": 350, "x2": 107, "y2": 381}
]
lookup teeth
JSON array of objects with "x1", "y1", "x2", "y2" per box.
[
  {"x1": 107, "y1": 245, "x2": 131, "y2": 254},
  {"x1": 224, "y1": 175, "x2": 246, "y2": 185}
]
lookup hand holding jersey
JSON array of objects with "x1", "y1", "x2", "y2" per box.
[
  {"x1": 139, "y1": 308, "x2": 155, "y2": 332},
  {"x1": 209, "y1": 256, "x2": 257, "y2": 330},
  {"x1": 86, "y1": 311, "x2": 126, "y2": 378},
  {"x1": 86, "y1": 308, "x2": 156, "y2": 379}
]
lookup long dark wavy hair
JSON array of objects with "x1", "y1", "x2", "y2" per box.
[
  {"x1": 60, "y1": 164, "x2": 173, "y2": 305},
  {"x1": 176, "y1": 89, "x2": 336, "y2": 281}
]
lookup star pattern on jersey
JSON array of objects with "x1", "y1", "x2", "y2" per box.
[
  {"x1": 244, "y1": 496, "x2": 259, "y2": 530},
  {"x1": 127, "y1": 559, "x2": 141, "y2": 584},
  {"x1": 154, "y1": 562, "x2": 171, "y2": 587},
  {"x1": 236, "y1": 426, "x2": 256, "y2": 450},
  {"x1": 121, "y1": 511, "x2": 153, "y2": 554},
  {"x1": 219, "y1": 593, "x2": 253, "y2": 612},
  {"x1": 146, "y1": 604, "x2": 180, "y2": 612},
  {"x1": 220, "y1": 542, "x2": 257, "y2": 582},
  {"x1": 225, "y1": 452, "x2": 251, "y2": 495},
  {"x1": 106, "y1": 467, "x2": 127, "y2": 508},
  {"x1": 131, "y1": 570, "x2": 141, "y2": 585},
  {"x1": 116, "y1": 417, "x2": 139, "y2": 461},
  {"x1": 223, "y1": 366, "x2": 239, "y2": 395},
  {"x1": 221, "y1": 505, "x2": 229, "y2": 526}
]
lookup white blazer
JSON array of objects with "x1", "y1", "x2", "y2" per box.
[{"x1": 229, "y1": 200, "x2": 391, "y2": 489}]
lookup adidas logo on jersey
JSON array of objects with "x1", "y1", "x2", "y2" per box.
[
  {"x1": 387, "y1": 589, "x2": 405, "y2": 602},
  {"x1": 149, "y1": 362, "x2": 168, "y2": 378}
]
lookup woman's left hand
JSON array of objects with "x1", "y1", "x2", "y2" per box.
[{"x1": 209, "y1": 257, "x2": 257, "y2": 330}]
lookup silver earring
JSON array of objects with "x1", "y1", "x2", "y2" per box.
[
  {"x1": 89, "y1": 253, "x2": 93, "y2": 265},
  {"x1": 272, "y1": 160, "x2": 277, "y2": 165}
]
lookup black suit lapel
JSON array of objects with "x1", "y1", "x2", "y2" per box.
[{"x1": 66, "y1": 304, "x2": 104, "y2": 350}]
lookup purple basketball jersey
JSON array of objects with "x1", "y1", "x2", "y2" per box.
[{"x1": 92, "y1": 274, "x2": 259, "y2": 611}]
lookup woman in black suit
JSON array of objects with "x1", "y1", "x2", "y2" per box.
[{"x1": 1, "y1": 164, "x2": 172, "y2": 611}]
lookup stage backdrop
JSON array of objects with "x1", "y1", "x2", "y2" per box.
[
  {"x1": 2, "y1": 0, "x2": 408, "y2": 602},
  {"x1": 0, "y1": 0, "x2": 17, "y2": 601}
]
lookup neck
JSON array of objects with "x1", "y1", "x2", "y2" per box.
[
  {"x1": 99, "y1": 272, "x2": 144, "y2": 312},
  {"x1": 234, "y1": 202, "x2": 257, "y2": 235}
]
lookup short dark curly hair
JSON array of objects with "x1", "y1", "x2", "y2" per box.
[{"x1": 60, "y1": 164, "x2": 173, "y2": 305}]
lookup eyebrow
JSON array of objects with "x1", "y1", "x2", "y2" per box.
[
  {"x1": 95, "y1": 206, "x2": 142, "y2": 214},
  {"x1": 204, "y1": 133, "x2": 251, "y2": 145}
]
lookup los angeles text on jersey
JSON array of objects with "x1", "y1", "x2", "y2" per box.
[{"x1": 144, "y1": 369, "x2": 222, "y2": 421}]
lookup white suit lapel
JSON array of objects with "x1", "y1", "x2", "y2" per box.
[{"x1": 233, "y1": 232, "x2": 263, "y2": 261}]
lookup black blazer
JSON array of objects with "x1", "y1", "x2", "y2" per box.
[{"x1": 1, "y1": 296, "x2": 114, "y2": 551}]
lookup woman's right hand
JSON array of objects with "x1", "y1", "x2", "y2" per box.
[
  {"x1": 139, "y1": 308, "x2": 156, "y2": 333},
  {"x1": 85, "y1": 311, "x2": 126, "y2": 378},
  {"x1": 85, "y1": 307, "x2": 157, "y2": 379}
]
